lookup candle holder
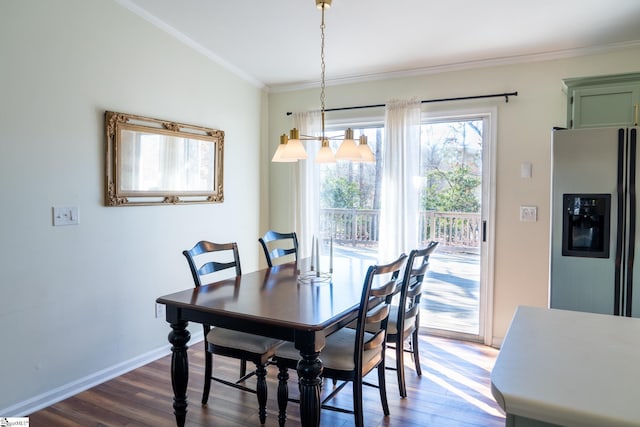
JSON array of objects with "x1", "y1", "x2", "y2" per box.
[
  {"x1": 297, "y1": 270, "x2": 332, "y2": 285},
  {"x1": 301, "y1": 233, "x2": 333, "y2": 284}
]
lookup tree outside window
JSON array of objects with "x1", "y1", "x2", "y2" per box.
[{"x1": 319, "y1": 119, "x2": 482, "y2": 249}]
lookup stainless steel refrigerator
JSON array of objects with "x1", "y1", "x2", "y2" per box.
[{"x1": 550, "y1": 127, "x2": 639, "y2": 316}]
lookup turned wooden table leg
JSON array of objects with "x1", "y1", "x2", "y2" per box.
[
  {"x1": 169, "y1": 321, "x2": 190, "y2": 427},
  {"x1": 297, "y1": 350, "x2": 323, "y2": 427}
]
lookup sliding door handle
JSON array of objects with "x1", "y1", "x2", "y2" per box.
[{"x1": 482, "y1": 220, "x2": 487, "y2": 242}]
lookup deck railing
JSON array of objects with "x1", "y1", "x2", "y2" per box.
[{"x1": 320, "y1": 208, "x2": 481, "y2": 250}]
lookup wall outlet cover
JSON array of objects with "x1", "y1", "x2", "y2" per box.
[
  {"x1": 155, "y1": 303, "x2": 166, "y2": 319},
  {"x1": 520, "y1": 206, "x2": 537, "y2": 222}
]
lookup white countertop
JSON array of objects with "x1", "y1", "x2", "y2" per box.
[{"x1": 491, "y1": 306, "x2": 640, "y2": 427}]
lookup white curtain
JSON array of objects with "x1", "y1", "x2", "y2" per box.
[
  {"x1": 161, "y1": 136, "x2": 185, "y2": 190},
  {"x1": 378, "y1": 98, "x2": 421, "y2": 263},
  {"x1": 293, "y1": 111, "x2": 321, "y2": 258}
]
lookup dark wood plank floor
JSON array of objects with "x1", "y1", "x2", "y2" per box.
[{"x1": 29, "y1": 335, "x2": 505, "y2": 426}]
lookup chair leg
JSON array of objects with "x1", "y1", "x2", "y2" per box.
[
  {"x1": 202, "y1": 350, "x2": 212, "y2": 405},
  {"x1": 277, "y1": 364, "x2": 289, "y2": 427},
  {"x1": 256, "y1": 363, "x2": 268, "y2": 424},
  {"x1": 240, "y1": 359, "x2": 247, "y2": 378},
  {"x1": 377, "y1": 361, "x2": 390, "y2": 416},
  {"x1": 412, "y1": 329, "x2": 422, "y2": 376},
  {"x1": 396, "y1": 337, "x2": 407, "y2": 398},
  {"x1": 353, "y1": 375, "x2": 364, "y2": 427}
]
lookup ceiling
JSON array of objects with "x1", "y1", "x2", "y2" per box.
[{"x1": 119, "y1": 0, "x2": 640, "y2": 91}]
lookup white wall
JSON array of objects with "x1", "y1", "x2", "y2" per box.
[
  {"x1": 268, "y1": 47, "x2": 640, "y2": 345},
  {"x1": 0, "y1": 0, "x2": 266, "y2": 414}
]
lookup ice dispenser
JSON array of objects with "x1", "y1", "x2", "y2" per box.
[{"x1": 562, "y1": 194, "x2": 611, "y2": 258}]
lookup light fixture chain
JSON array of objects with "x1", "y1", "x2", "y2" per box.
[
  {"x1": 278, "y1": 0, "x2": 369, "y2": 163},
  {"x1": 320, "y1": 4, "x2": 326, "y2": 136}
]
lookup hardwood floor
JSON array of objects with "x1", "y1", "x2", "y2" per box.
[{"x1": 29, "y1": 335, "x2": 505, "y2": 426}]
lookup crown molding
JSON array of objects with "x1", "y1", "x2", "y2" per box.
[
  {"x1": 267, "y1": 40, "x2": 640, "y2": 94},
  {"x1": 114, "y1": 0, "x2": 266, "y2": 90}
]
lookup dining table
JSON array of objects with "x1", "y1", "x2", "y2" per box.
[{"x1": 155, "y1": 256, "x2": 372, "y2": 427}]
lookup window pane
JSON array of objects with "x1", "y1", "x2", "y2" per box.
[
  {"x1": 319, "y1": 127, "x2": 383, "y2": 253},
  {"x1": 419, "y1": 120, "x2": 483, "y2": 214}
]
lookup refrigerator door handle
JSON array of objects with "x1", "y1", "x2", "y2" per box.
[
  {"x1": 615, "y1": 129, "x2": 626, "y2": 316},
  {"x1": 627, "y1": 128, "x2": 637, "y2": 316}
]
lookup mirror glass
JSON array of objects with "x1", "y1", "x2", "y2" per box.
[{"x1": 105, "y1": 111, "x2": 224, "y2": 206}]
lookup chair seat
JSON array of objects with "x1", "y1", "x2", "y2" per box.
[
  {"x1": 207, "y1": 328, "x2": 282, "y2": 354},
  {"x1": 386, "y1": 305, "x2": 416, "y2": 336},
  {"x1": 275, "y1": 328, "x2": 381, "y2": 371}
]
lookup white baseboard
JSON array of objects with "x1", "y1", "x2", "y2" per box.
[
  {"x1": 491, "y1": 335, "x2": 504, "y2": 348},
  {"x1": 2, "y1": 332, "x2": 204, "y2": 417}
]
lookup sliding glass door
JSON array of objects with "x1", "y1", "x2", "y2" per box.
[
  {"x1": 418, "y1": 117, "x2": 482, "y2": 338},
  {"x1": 318, "y1": 108, "x2": 495, "y2": 344}
]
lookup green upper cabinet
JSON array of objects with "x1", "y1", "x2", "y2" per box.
[{"x1": 564, "y1": 73, "x2": 640, "y2": 128}]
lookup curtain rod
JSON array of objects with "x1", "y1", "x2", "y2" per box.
[{"x1": 286, "y1": 91, "x2": 518, "y2": 116}]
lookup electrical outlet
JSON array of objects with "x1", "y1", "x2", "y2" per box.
[
  {"x1": 155, "y1": 303, "x2": 166, "y2": 319},
  {"x1": 520, "y1": 206, "x2": 537, "y2": 222}
]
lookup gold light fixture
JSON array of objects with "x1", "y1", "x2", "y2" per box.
[{"x1": 272, "y1": 0, "x2": 375, "y2": 164}]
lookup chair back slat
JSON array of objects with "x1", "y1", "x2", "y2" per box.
[
  {"x1": 366, "y1": 304, "x2": 390, "y2": 325},
  {"x1": 198, "y1": 260, "x2": 239, "y2": 276},
  {"x1": 362, "y1": 330, "x2": 385, "y2": 351},
  {"x1": 269, "y1": 247, "x2": 297, "y2": 259},
  {"x1": 259, "y1": 230, "x2": 299, "y2": 267},
  {"x1": 406, "y1": 279, "x2": 423, "y2": 299},
  {"x1": 409, "y1": 263, "x2": 429, "y2": 287},
  {"x1": 406, "y1": 303, "x2": 420, "y2": 320},
  {"x1": 370, "y1": 278, "x2": 398, "y2": 298}
]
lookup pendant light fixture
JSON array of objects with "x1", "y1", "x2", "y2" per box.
[{"x1": 272, "y1": 0, "x2": 375, "y2": 164}]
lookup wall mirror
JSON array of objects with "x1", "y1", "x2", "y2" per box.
[{"x1": 105, "y1": 111, "x2": 224, "y2": 206}]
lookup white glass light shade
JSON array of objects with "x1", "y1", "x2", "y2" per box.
[
  {"x1": 357, "y1": 135, "x2": 375, "y2": 163},
  {"x1": 335, "y1": 128, "x2": 361, "y2": 161},
  {"x1": 315, "y1": 140, "x2": 336, "y2": 163},
  {"x1": 272, "y1": 134, "x2": 298, "y2": 162},
  {"x1": 272, "y1": 144, "x2": 297, "y2": 163},
  {"x1": 281, "y1": 129, "x2": 308, "y2": 160},
  {"x1": 335, "y1": 139, "x2": 360, "y2": 160}
]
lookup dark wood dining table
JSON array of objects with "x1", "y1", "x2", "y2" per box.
[{"x1": 156, "y1": 257, "x2": 371, "y2": 427}]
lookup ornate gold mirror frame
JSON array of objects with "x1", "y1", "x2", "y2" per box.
[{"x1": 105, "y1": 111, "x2": 224, "y2": 206}]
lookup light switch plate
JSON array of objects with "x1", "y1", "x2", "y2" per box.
[
  {"x1": 52, "y1": 206, "x2": 79, "y2": 226},
  {"x1": 521, "y1": 161, "x2": 532, "y2": 178},
  {"x1": 520, "y1": 206, "x2": 537, "y2": 222}
]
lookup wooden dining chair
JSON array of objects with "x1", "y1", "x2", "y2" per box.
[
  {"x1": 182, "y1": 241, "x2": 282, "y2": 424},
  {"x1": 386, "y1": 241, "x2": 439, "y2": 397},
  {"x1": 258, "y1": 230, "x2": 299, "y2": 267},
  {"x1": 274, "y1": 254, "x2": 408, "y2": 427}
]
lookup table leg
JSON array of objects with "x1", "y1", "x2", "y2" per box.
[
  {"x1": 169, "y1": 321, "x2": 190, "y2": 427},
  {"x1": 297, "y1": 350, "x2": 323, "y2": 427}
]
